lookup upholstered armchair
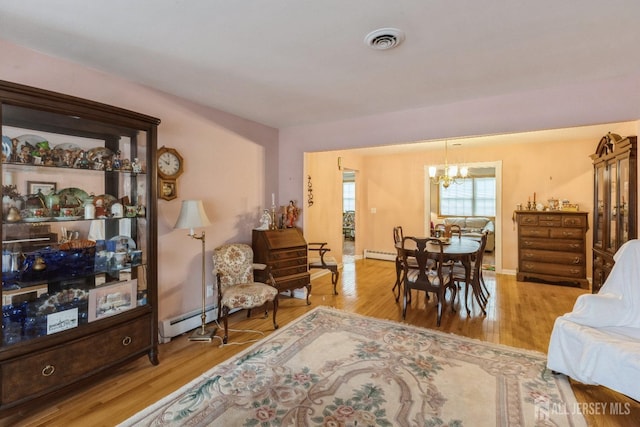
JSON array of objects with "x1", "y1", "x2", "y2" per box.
[{"x1": 214, "y1": 243, "x2": 279, "y2": 344}]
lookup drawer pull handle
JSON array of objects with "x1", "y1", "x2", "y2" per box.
[
  {"x1": 572, "y1": 257, "x2": 581, "y2": 264},
  {"x1": 122, "y1": 336, "x2": 132, "y2": 346},
  {"x1": 42, "y1": 365, "x2": 55, "y2": 377}
]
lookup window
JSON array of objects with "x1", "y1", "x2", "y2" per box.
[
  {"x1": 343, "y1": 181, "x2": 355, "y2": 212},
  {"x1": 439, "y1": 177, "x2": 495, "y2": 217}
]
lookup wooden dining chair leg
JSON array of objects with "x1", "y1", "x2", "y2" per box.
[
  {"x1": 436, "y1": 291, "x2": 443, "y2": 326},
  {"x1": 393, "y1": 257, "x2": 402, "y2": 302}
]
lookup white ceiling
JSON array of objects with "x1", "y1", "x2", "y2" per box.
[{"x1": 1, "y1": 1, "x2": 640, "y2": 129}]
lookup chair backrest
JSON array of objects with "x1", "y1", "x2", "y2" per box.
[
  {"x1": 449, "y1": 224, "x2": 462, "y2": 238},
  {"x1": 213, "y1": 243, "x2": 254, "y2": 294},
  {"x1": 469, "y1": 231, "x2": 489, "y2": 279},
  {"x1": 393, "y1": 226, "x2": 404, "y2": 244},
  {"x1": 433, "y1": 223, "x2": 461, "y2": 238},
  {"x1": 401, "y1": 236, "x2": 449, "y2": 289}
]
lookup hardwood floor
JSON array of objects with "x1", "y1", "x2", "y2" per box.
[{"x1": 1, "y1": 258, "x2": 638, "y2": 426}]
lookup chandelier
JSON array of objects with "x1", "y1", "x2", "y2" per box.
[{"x1": 428, "y1": 140, "x2": 468, "y2": 188}]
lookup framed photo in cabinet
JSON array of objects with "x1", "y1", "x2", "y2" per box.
[
  {"x1": 88, "y1": 279, "x2": 137, "y2": 322},
  {"x1": 26, "y1": 180, "x2": 56, "y2": 195}
]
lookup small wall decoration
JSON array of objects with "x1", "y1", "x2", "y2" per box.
[{"x1": 307, "y1": 175, "x2": 314, "y2": 207}]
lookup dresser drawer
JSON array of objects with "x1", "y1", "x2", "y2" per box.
[
  {"x1": 518, "y1": 215, "x2": 539, "y2": 225},
  {"x1": 1, "y1": 315, "x2": 151, "y2": 405},
  {"x1": 520, "y1": 249, "x2": 584, "y2": 265},
  {"x1": 549, "y1": 227, "x2": 585, "y2": 240},
  {"x1": 519, "y1": 237, "x2": 583, "y2": 252},
  {"x1": 519, "y1": 227, "x2": 550, "y2": 238},
  {"x1": 562, "y1": 215, "x2": 586, "y2": 228},
  {"x1": 519, "y1": 261, "x2": 584, "y2": 278}
]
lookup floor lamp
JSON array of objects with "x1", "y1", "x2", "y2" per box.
[{"x1": 174, "y1": 199, "x2": 215, "y2": 341}]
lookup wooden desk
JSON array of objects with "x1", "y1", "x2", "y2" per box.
[
  {"x1": 396, "y1": 237, "x2": 481, "y2": 314},
  {"x1": 252, "y1": 228, "x2": 311, "y2": 304}
]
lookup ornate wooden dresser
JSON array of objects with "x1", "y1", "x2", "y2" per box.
[{"x1": 515, "y1": 211, "x2": 589, "y2": 288}]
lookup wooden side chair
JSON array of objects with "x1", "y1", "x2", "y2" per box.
[
  {"x1": 392, "y1": 226, "x2": 420, "y2": 301},
  {"x1": 308, "y1": 242, "x2": 339, "y2": 295},
  {"x1": 214, "y1": 243, "x2": 279, "y2": 344},
  {"x1": 451, "y1": 230, "x2": 489, "y2": 315},
  {"x1": 401, "y1": 236, "x2": 455, "y2": 326}
]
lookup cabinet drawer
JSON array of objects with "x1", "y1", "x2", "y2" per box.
[
  {"x1": 519, "y1": 261, "x2": 584, "y2": 278},
  {"x1": 270, "y1": 256, "x2": 307, "y2": 270},
  {"x1": 549, "y1": 228, "x2": 584, "y2": 240},
  {"x1": 562, "y1": 215, "x2": 586, "y2": 228},
  {"x1": 272, "y1": 264, "x2": 309, "y2": 278},
  {"x1": 1, "y1": 315, "x2": 151, "y2": 405},
  {"x1": 520, "y1": 249, "x2": 584, "y2": 265},
  {"x1": 268, "y1": 248, "x2": 307, "y2": 261},
  {"x1": 519, "y1": 227, "x2": 550, "y2": 238}
]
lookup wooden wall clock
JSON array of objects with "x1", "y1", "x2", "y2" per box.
[{"x1": 157, "y1": 146, "x2": 184, "y2": 201}]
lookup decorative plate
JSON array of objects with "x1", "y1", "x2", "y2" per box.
[
  {"x1": 53, "y1": 143, "x2": 82, "y2": 152},
  {"x1": 2, "y1": 135, "x2": 12, "y2": 161},
  {"x1": 23, "y1": 217, "x2": 52, "y2": 223},
  {"x1": 15, "y1": 134, "x2": 48, "y2": 146},
  {"x1": 110, "y1": 235, "x2": 136, "y2": 252},
  {"x1": 56, "y1": 187, "x2": 89, "y2": 209}
]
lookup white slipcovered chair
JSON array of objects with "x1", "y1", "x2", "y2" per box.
[{"x1": 547, "y1": 239, "x2": 640, "y2": 401}]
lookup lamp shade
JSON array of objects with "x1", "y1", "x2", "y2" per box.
[{"x1": 174, "y1": 200, "x2": 211, "y2": 233}]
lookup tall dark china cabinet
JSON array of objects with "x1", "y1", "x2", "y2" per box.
[
  {"x1": 591, "y1": 133, "x2": 637, "y2": 293},
  {"x1": 0, "y1": 80, "x2": 159, "y2": 411}
]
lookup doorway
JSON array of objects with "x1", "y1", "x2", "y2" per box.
[
  {"x1": 424, "y1": 160, "x2": 503, "y2": 273},
  {"x1": 342, "y1": 170, "x2": 356, "y2": 258}
]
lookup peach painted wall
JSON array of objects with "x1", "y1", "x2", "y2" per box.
[{"x1": 0, "y1": 40, "x2": 279, "y2": 323}]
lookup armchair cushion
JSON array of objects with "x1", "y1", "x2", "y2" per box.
[{"x1": 221, "y1": 282, "x2": 278, "y2": 310}]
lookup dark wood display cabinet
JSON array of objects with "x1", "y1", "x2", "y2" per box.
[
  {"x1": 252, "y1": 228, "x2": 311, "y2": 304},
  {"x1": 514, "y1": 211, "x2": 589, "y2": 288},
  {"x1": 0, "y1": 80, "x2": 159, "y2": 412},
  {"x1": 591, "y1": 133, "x2": 637, "y2": 293}
]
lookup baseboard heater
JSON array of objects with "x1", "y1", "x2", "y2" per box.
[
  {"x1": 158, "y1": 305, "x2": 218, "y2": 344},
  {"x1": 363, "y1": 249, "x2": 396, "y2": 262}
]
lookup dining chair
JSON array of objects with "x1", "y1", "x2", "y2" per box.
[
  {"x1": 214, "y1": 243, "x2": 279, "y2": 344},
  {"x1": 451, "y1": 230, "x2": 489, "y2": 315},
  {"x1": 433, "y1": 222, "x2": 462, "y2": 238},
  {"x1": 401, "y1": 236, "x2": 454, "y2": 326},
  {"x1": 393, "y1": 226, "x2": 420, "y2": 302},
  {"x1": 308, "y1": 242, "x2": 339, "y2": 295}
]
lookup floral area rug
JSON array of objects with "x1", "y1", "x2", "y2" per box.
[{"x1": 119, "y1": 306, "x2": 586, "y2": 427}]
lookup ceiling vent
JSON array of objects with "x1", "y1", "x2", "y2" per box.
[{"x1": 364, "y1": 28, "x2": 405, "y2": 50}]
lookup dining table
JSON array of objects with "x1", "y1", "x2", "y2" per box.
[{"x1": 395, "y1": 236, "x2": 481, "y2": 315}]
